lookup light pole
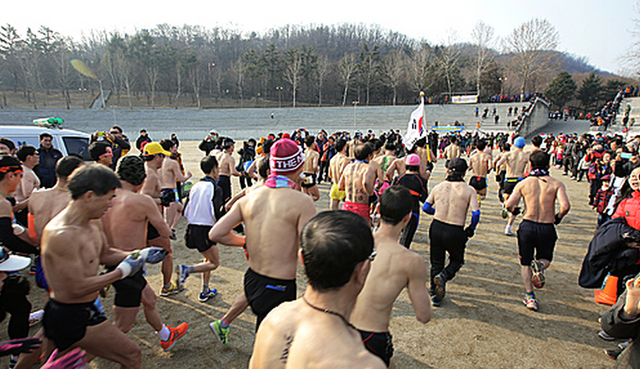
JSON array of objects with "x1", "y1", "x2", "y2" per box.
[
  {"x1": 208, "y1": 63, "x2": 215, "y2": 96},
  {"x1": 499, "y1": 76, "x2": 507, "y2": 101},
  {"x1": 352, "y1": 100, "x2": 359, "y2": 129},
  {"x1": 276, "y1": 86, "x2": 283, "y2": 108}
]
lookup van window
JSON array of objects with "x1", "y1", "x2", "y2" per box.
[{"x1": 63, "y1": 137, "x2": 91, "y2": 160}]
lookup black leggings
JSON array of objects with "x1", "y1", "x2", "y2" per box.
[
  {"x1": 429, "y1": 219, "x2": 467, "y2": 287},
  {"x1": 0, "y1": 275, "x2": 31, "y2": 339}
]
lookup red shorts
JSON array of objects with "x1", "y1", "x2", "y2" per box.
[{"x1": 342, "y1": 201, "x2": 370, "y2": 220}]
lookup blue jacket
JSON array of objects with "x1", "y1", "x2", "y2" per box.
[{"x1": 36, "y1": 146, "x2": 63, "y2": 188}]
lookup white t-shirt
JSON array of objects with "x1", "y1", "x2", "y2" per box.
[{"x1": 184, "y1": 180, "x2": 217, "y2": 226}]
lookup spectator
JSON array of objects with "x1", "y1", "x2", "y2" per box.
[
  {"x1": 135, "y1": 129, "x2": 152, "y2": 151},
  {"x1": 35, "y1": 133, "x2": 63, "y2": 188}
]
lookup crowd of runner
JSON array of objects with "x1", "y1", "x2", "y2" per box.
[{"x1": 4, "y1": 120, "x2": 640, "y2": 367}]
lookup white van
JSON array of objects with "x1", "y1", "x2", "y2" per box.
[{"x1": 0, "y1": 125, "x2": 91, "y2": 160}]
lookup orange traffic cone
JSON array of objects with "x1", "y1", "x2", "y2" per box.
[{"x1": 594, "y1": 274, "x2": 619, "y2": 306}]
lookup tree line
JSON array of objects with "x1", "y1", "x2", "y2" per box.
[{"x1": 0, "y1": 19, "x2": 619, "y2": 110}]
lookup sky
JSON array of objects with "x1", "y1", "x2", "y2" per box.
[{"x1": 2, "y1": 0, "x2": 638, "y2": 74}]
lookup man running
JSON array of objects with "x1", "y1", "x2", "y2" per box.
[
  {"x1": 443, "y1": 136, "x2": 461, "y2": 166},
  {"x1": 301, "y1": 135, "x2": 320, "y2": 201},
  {"x1": 249, "y1": 211, "x2": 385, "y2": 369},
  {"x1": 339, "y1": 143, "x2": 376, "y2": 220},
  {"x1": 209, "y1": 138, "x2": 316, "y2": 330},
  {"x1": 328, "y1": 139, "x2": 350, "y2": 210},
  {"x1": 391, "y1": 155, "x2": 428, "y2": 249},
  {"x1": 40, "y1": 164, "x2": 164, "y2": 368},
  {"x1": 158, "y1": 139, "x2": 192, "y2": 240},
  {"x1": 468, "y1": 140, "x2": 491, "y2": 204},
  {"x1": 496, "y1": 136, "x2": 529, "y2": 236},
  {"x1": 215, "y1": 138, "x2": 241, "y2": 204},
  {"x1": 102, "y1": 156, "x2": 188, "y2": 350},
  {"x1": 351, "y1": 186, "x2": 432, "y2": 368},
  {"x1": 422, "y1": 158, "x2": 480, "y2": 306},
  {"x1": 14, "y1": 145, "x2": 40, "y2": 227},
  {"x1": 505, "y1": 151, "x2": 570, "y2": 311}
]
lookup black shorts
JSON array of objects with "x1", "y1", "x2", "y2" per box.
[
  {"x1": 301, "y1": 173, "x2": 317, "y2": 189},
  {"x1": 359, "y1": 330, "x2": 394, "y2": 367},
  {"x1": 160, "y1": 188, "x2": 178, "y2": 206},
  {"x1": 503, "y1": 177, "x2": 521, "y2": 195},
  {"x1": 244, "y1": 268, "x2": 296, "y2": 331},
  {"x1": 105, "y1": 266, "x2": 147, "y2": 308},
  {"x1": 218, "y1": 175, "x2": 231, "y2": 203},
  {"x1": 43, "y1": 298, "x2": 107, "y2": 351},
  {"x1": 469, "y1": 176, "x2": 487, "y2": 191},
  {"x1": 147, "y1": 223, "x2": 161, "y2": 240},
  {"x1": 185, "y1": 224, "x2": 215, "y2": 252},
  {"x1": 517, "y1": 220, "x2": 557, "y2": 266}
]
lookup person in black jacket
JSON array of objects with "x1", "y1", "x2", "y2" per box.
[
  {"x1": 392, "y1": 154, "x2": 428, "y2": 249},
  {"x1": 135, "y1": 129, "x2": 152, "y2": 151},
  {"x1": 198, "y1": 130, "x2": 219, "y2": 156},
  {"x1": 36, "y1": 133, "x2": 63, "y2": 189}
]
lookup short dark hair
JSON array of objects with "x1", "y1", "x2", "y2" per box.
[
  {"x1": 530, "y1": 151, "x2": 550, "y2": 170},
  {"x1": 200, "y1": 155, "x2": 219, "y2": 174},
  {"x1": 335, "y1": 139, "x2": 347, "y2": 153},
  {"x1": 380, "y1": 186, "x2": 412, "y2": 225},
  {"x1": 369, "y1": 138, "x2": 382, "y2": 150},
  {"x1": 304, "y1": 135, "x2": 315, "y2": 147},
  {"x1": 476, "y1": 140, "x2": 487, "y2": 151},
  {"x1": 0, "y1": 156, "x2": 22, "y2": 181},
  {"x1": 531, "y1": 136, "x2": 543, "y2": 148},
  {"x1": 450, "y1": 136, "x2": 457, "y2": 144},
  {"x1": 159, "y1": 139, "x2": 175, "y2": 151},
  {"x1": 257, "y1": 155, "x2": 270, "y2": 179},
  {"x1": 38, "y1": 133, "x2": 52, "y2": 141},
  {"x1": 384, "y1": 142, "x2": 396, "y2": 151},
  {"x1": 406, "y1": 164, "x2": 420, "y2": 172},
  {"x1": 116, "y1": 156, "x2": 146, "y2": 186},
  {"x1": 0, "y1": 138, "x2": 15, "y2": 152},
  {"x1": 55, "y1": 156, "x2": 84, "y2": 180},
  {"x1": 354, "y1": 143, "x2": 372, "y2": 161},
  {"x1": 88, "y1": 142, "x2": 110, "y2": 162},
  {"x1": 110, "y1": 126, "x2": 123, "y2": 134},
  {"x1": 16, "y1": 145, "x2": 37, "y2": 162},
  {"x1": 301, "y1": 211, "x2": 374, "y2": 292},
  {"x1": 68, "y1": 163, "x2": 122, "y2": 200}
]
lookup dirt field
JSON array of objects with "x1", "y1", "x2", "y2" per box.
[{"x1": 5, "y1": 141, "x2": 618, "y2": 368}]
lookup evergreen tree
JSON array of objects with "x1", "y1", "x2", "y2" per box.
[
  {"x1": 576, "y1": 72, "x2": 601, "y2": 113},
  {"x1": 545, "y1": 71, "x2": 577, "y2": 110}
]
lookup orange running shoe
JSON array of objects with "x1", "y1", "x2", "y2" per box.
[{"x1": 160, "y1": 322, "x2": 189, "y2": 351}]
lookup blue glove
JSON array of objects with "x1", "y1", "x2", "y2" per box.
[
  {"x1": 115, "y1": 253, "x2": 145, "y2": 279},
  {"x1": 133, "y1": 247, "x2": 168, "y2": 264}
]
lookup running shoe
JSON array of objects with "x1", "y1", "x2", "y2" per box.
[
  {"x1": 504, "y1": 228, "x2": 515, "y2": 237},
  {"x1": 619, "y1": 339, "x2": 632, "y2": 350},
  {"x1": 523, "y1": 295, "x2": 538, "y2": 311},
  {"x1": 501, "y1": 207, "x2": 509, "y2": 219},
  {"x1": 170, "y1": 229, "x2": 177, "y2": 240},
  {"x1": 531, "y1": 260, "x2": 545, "y2": 289},
  {"x1": 598, "y1": 330, "x2": 616, "y2": 341},
  {"x1": 605, "y1": 347, "x2": 623, "y2": 359},
  {"x1": 9, "y1": 356, "x2": 17, "y2": 369},
  {"x1": 430, "y1": 295, "x2": 442, "y2": 307},
  {"x1": 177, "y1": 265, "x2": 189, "y2": 290},
  {"x1": 160, "y1": 282, "x2": 180, "y2": 296},
  {"x1": 210, "y1": 320, "x2": 230, "y2": 345},
  {"x1": 199, "y1": 288, "x2": 218, "y2": 302},
  {"x1": 29, "y1": 309, "x2": 44, "y2": 327},
  {"x1": 433, "y1": 273, "x2": 446, "y2": 301},
  {"x1": 160, "y1": 322, "x2": 189, "y2": 351}
]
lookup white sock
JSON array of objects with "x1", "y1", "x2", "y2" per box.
[
  {"x1": 158, "y1": 324, "x2": 171, "y2": 341},
  {"x1": 505, "y1": 225, "x2": 511, "y2": 232}
]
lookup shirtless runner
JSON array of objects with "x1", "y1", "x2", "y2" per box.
[
  {"x1": 102, "y1": 156, "x2": 188, "y2": 350},
  {"x1": 443, "y1": 136, "x2": 461, "y2": 166},
  {"x1": 496, "y1": 137, "x2": 530, "y2": 236},
  {"x1": 328, "y1": 139, "x2": 350, "y2": 210},
  {"x1": 14, "y1": 145, "x2": 40, "y2": 227},
  {"x1": 40, "y1": 164, "x2": 167, "y2": 368},
  {"x1": 351, "y1": 186, "x2": 432, "y2": 368},
  {"x1": 209, "y1": 138, "x2": 316, "y2": 330},
  {"x1": 422, "y1": 158, "x2": 480, "y2": 306},
  {"x1": 249, "y1": 211, "x2": 385, "y2": 369},
  {"x1": 339, "y1": 143, "x2": 376, "y2": 220},
  {"x1": 158, "y1": 139, "x2": 192, "y2": 239},
  {"x1": 468, "y1": 139, "x2": 492, "y2": 203},
  {"x1": 215, "y1": 138, "x2": 241, "y2": 204},
  {"x1": 301, "y1": 135, "x2": 320, "y2": 201},
  {"x1": 505, "y1": 151, "x2": 570, "y2": 311},
  {"x1": 140, "y1": 143, "x2": 177, "y2": 296}
]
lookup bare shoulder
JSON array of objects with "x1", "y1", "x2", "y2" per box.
[{"x1": 0, "y1": 198, "x2": 12, "y2": 217}]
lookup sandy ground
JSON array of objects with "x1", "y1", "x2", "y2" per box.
[{"x1": 3, "y1": 140, "x2": 619, "y2": 368}]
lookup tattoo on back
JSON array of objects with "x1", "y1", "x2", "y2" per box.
[{"x1": 280, "y1": 334, "x2": 294, "y2": 363}]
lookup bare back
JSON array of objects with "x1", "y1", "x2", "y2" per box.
[
  {"x1": 29, "y1": 187, "x2": 72, "y2": 239},
  {"x1": 216, "y1": 151, "x2": 237, "y2": 177},
  {"x1": 239, "y1": 186, "x2": 316, "y2": 279},
  {"x1": 250, "y1": 300, "x2": 385, "y2": 369},
  {"x1": 505, "y1": 149, "x2": 530, "y2": 177},
  {"x1": 428, "y1": 181, "x2": 479, "y2": 227},
  {"x1": 469, "y1": 152, "x2": 491, "y2": 177},
  {"x1": 510, "y1": 176, "x2": 570, "y2": 224},
  {"x1": 340, "y1": 162, "x2": 375, "y2": 204},
  {"x1": 328, "y1": 153, "x2": 349, "y2": 184},
  {"x1": 141, "y1": 165, "x2": 162, "y2": 200},
  {"x1": 302, "y1": 149, "x2": 319, "y2": 174},
  {"x1": 158, "y1": 159, "x2": 180, "y2": 189},
  {"x1": 444, "y1": 144, "x2": 461, "y2": 160}
]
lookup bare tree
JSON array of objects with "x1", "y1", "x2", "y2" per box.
[
  {"x1": 434, "y1": 32, "x2": 461, "y2": 98},
  {"x1": 619, "y1": 2, "x2": 640, "y2": 77},
  {"x1": 313, "y1": 55, "x2": 330, "y2": 106},
  {"x1": 381, "y1": 49, "x2": 404, "y2": 105},
  {"x1": 471, "y1": 21, "x2": 495, "y2": 97},
  {"x1": 232, "y1": 57, "x2": 246, "y2": 106},
  {"x1": 502, "y1": 18, "x2": 559, "y2": 102},
  {"x1": 338, "y1": 52, "x2": 357, "y2": 106},
  {"x1": 358, "y1": 43, "x2": 380, "y2": 105},
  {"x1": 407, "y1": 43, "x2": 434, "y2": 94},
  {"x1": 283, "y1": 48, "x2": 303, "y2": 107}
]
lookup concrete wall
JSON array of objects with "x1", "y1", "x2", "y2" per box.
[{"x1": 517, "y1": 98, "x2": 550, "y2": 137}]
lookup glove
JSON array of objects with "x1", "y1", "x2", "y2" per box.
[
  {"x1": 554, "y1": 213, "x2": 563, "y2": 225},
  {"x1": 512, "y1": 207, "x2": 522, "y2": 216},
  {"x1": 464, "y1": 227, "x2": 475, "y2": 238},
  {"x1": 41, "y1": 348, "x2": 87, "y2": 369},
  {"x1": 0, "y1": 337, "x2": 41, "y2": 356},
  {"x1": 115, "y1": 253, "x2": 145, "y2": 279},
  {"x1": 132, "y1": 247, "x2": 168, "y2": 264}
]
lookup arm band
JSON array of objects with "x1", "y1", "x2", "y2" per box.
[
  {"x1": 423, "y1": 202, "x2": 435, "y2": 215},
  {"x1": 470, "y1": 210, "x2": 481, "y2": 230},
  {"x1": 0, "y1": 218, "x2": 39, "y2": 254}
]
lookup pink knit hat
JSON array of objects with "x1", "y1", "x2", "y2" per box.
[
  {"x1": 270, "y1": 138, "x2": 304, "y2": 175},
  {"x1": 405, "y1": 154, "x2": 420, "y2": 166}
]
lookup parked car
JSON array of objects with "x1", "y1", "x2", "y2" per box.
[{"x1": 0, "y1": 125, "x2": 91, "y2": 160}]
